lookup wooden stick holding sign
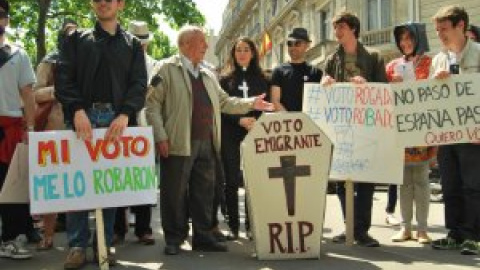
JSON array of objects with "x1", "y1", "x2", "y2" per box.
[
  {"x1": 95, "y1": 209, "x2": 109, "y2": 270},
  {"x1": 345, "y1": 180, "x2": 354, "y2": 246}
]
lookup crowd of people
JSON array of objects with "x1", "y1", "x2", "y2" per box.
[{"x1": 0, "y1": 0, "x2": 479, "y2": 269}]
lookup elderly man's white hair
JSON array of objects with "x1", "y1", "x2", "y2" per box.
[{"x1": 177, "y1": 25, "x2": 205, "y2": 47}]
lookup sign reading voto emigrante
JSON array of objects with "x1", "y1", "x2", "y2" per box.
[{"x1": 29, "y1": 127, "x2": 157, "y2": 214}]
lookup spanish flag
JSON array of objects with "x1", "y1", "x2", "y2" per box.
[{"x1": 259, "y1": 32, "x2": 272, "y2": 57}]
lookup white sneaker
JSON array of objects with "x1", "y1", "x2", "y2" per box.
[
  {"x1": 386, "y1": 214, "x2": 400, "y2": 226},
  {"x1": 0, "y1": 239, "x2": 32, "y2": 259},
  {"x1": 128, "y1": 214, "x2": 135, "y2": 226}
]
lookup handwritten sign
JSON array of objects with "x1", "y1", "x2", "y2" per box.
[
  {"x1": 303, "y1": 83, "x2": 404, "y2": 184},
  {"x1": 242, "y1": 113, "x2": 333, "y2": 260},
  {"x1": 392, "y1": 73, "x2": 480, "y2": 146},
  {"x1": 29, "y1": 127, "x2": 157, "y2": 214}
]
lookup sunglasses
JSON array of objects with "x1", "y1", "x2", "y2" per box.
[
  {"x1": 92, "y1": 0, "x2": 114, "y2": 3},
  {"x1": 0, "y1": 11, "x2": 8, "y2": 19},
  {"x1": 287, "y1": 40, "x2": 303, "y2": 47}
]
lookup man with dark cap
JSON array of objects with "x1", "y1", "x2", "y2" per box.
[
  {"x1": 0, "y1": 0, "x2": 37, "y2": 259},
  {"x1": 270, "y1": 27, "x2": 322, "y2": 112}
]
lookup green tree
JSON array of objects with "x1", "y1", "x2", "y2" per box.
[{"x1": 8, "y1": 0, "x2": 205, "y2": 64}]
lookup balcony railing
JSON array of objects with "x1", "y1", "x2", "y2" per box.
[{"x1": 361, "y1": 27, "x2": 394, "y2": 46}]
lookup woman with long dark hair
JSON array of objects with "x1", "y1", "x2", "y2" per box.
[{"x1": 219, "y1": 37, "x2": 269, "y2": 239}]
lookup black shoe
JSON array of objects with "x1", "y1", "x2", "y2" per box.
[
  {"x1": 225, "y1": 232, "x2": 239, "y2": 241},
  {"x1": 356, "y1": 234, "x2": 380, "y2": 247},
  {"x1": 192, "y1": 241, "x2": 228, "y2": 252},
  {"x1": 332, "y1": 232, "x2": 346, "y2": 243},
  {"x1": 164, "y1": 244, "x2": 180, "y2": 255},
  {"x1": 212, "y1": 229, "x2": 227, "y2": 242},
  {"x1": 26, "y1": 229, "x2": 42, "y2": 244}
]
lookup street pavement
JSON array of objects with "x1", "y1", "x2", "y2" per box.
[{"x1": 2, "y1": 189, "x2": 479, "y2": 270}]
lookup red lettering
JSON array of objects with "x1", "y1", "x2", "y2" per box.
[
  {"x1": 84, "y1": 140, "x2": 103, "y2": 162},
  {"x1": 38, "y1": 140, "x2": 58, "y2": 167},
  {"x1": 131, "y1": 136, "x2": 149, "y2": 157}
]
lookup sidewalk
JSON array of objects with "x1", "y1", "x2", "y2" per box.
[{"x1": 1, "y1": 190, "x2": 479, "y2": 270}]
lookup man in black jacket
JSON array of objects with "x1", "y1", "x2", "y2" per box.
[{"x1": 55, "y1": 0, "x2": 147, "y2": 268}]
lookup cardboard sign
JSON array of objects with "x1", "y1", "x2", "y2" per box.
[
  {"x1": 0, "y1": 143, "x2": 29, "y2": 203},
  {"x1": 29, "y1": 127, "x2": 157, "y2": 214},
  {"x1": 392, "y1": 73, "x2": 480, "y2": 146},
  {"x1": 241, "y1": 113, "x2": 333, "y2": 260},
  {"x1": 303, "y1": 83, "x2": 404, "y2": 184}
]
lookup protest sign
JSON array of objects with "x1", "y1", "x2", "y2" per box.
[
  {"x1": 303, "y1": 83, "x2": 404, "y2": 184},
  {"x1": 0, "y1": 143, "x2": 29, "y2": 203},
  {"x1": 29, "y1": 127, "x2": 157, "y2": 214},
  {"x1": 392, "y1": 73, "x2": 480, "y2": 146},
  {"x1": 242, "y1": 113, "x2": 333, "y2": 260}
]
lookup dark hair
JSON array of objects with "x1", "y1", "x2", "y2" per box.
[
  {"x1": 467, "y1": 24, "x2": 480, "y2": 42},
  {"x1": 222, "y1": 36, "x2": 265, "y2": 78},
  {"x1": 433, "y1": 5, "x2": 469, "y2": 32},
  {"x1": 332, "y1": 11, "x2": 361, "y2": 38}
]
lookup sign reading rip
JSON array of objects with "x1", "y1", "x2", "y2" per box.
[
  {"x1": 268, "y1": 155, "x2": 311, "y2": 216},
  {"x1": 242, "y1": 113, "x2": 332, "y2": 260}
]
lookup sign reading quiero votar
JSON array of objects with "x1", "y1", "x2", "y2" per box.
[
  {"x1": 29, "y1": 127, "x2": 157, "y2": 214},
  {"x1": 241, "y1": 113, "x2": 333, "y2": 260}
]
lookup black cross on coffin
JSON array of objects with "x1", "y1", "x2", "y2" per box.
[{"x1": 268, "y1": 155, "x2": 311, "y2": 216}]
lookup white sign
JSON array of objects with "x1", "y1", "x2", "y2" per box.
[
  {"x1": 242, "y1": 113, "x2": 333, "y2": 260},
  {"x1": 29, "y1": 127, "x2": 157, "y2": 214},
  {"x1": 303, "y1": 83, "x2": 404, "y2": 184},
  {"x1": 392, "y1": 73, "x2": 480, "y2": 146}
]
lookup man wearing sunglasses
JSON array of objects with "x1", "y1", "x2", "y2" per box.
[
  {"x1": 322, "y1": 11, "x2": 387, "y2": 248},
  {"x1": 271, "y1": 27, "x2": 322, "y2": 112},
  {"x1": 0, "y1": 0, "x2": 36, "y2": 260},
  {"x1": 56, "y1": 0, "x2": 147, "y2": 268}
]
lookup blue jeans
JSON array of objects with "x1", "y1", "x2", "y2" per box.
[{"x1": 66, "y1": 105, "x2": 116, "y2": 249}]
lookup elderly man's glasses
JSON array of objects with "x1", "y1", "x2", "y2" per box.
[{"x1": 92, "y1": 0, "x2": 114, "y2": 3}]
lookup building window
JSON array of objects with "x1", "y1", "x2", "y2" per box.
[
  {"x1": 319, "y1": 7, "x2": 332, "y2": 41},
  {"x1": 367, "y1": 0, "x2": 391, "y2": 30},
  {"x1": 409, "y1": 0, "x2": 419, "y2": 21},
  {"x1": 272, "y1": 0, "x2": 278, "y2": 16}
]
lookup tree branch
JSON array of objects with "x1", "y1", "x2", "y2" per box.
[{"x1": 47, "y1": 11, "x2": 88, "y2": 19}]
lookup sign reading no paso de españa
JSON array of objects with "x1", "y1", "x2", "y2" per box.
[
  {"x1": 29, "y1": 127, "x2": 157, "y2": 215},
  {"x1": 242, "y1": 113, "x2": 333, "y2": 260},
  {"x1": 392, "y1": 73, "x2": 480, "y2": 146},
  {"x1": 303, "y1": 83, "x2": 404, "y2": 184}
]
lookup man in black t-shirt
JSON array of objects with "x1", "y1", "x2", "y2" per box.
[{"x1": 271, "y1": 28, "x2": 322, "y2": 112}]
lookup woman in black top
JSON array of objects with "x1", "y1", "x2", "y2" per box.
[{"x1": 219, "y1": 37, "x2": 270, "y2": 239}]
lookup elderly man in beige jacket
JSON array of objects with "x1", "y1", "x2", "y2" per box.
[{"x1": 146, "y1": 25, "x2": 272, "y2": 255}]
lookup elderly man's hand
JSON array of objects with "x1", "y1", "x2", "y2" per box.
[
  {"x1": 253, "y1": 93, "x2": 274, "y2": 111},
  {"x1": 156, "y1": 140, "x2": 169, "y2": 158}
]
